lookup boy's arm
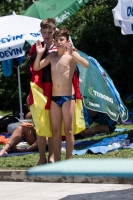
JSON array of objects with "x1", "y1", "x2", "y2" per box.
[
  {"x1": 33, "y1": 54, "x2": 50, "y2": 71},
  {"x1": 67, "y1": 42, "x2": 89, "y2": 68},
  {"x1": 33, "y1": 40, "x2": 50, "y2": 71},
  {"x1": 71, "y1": 51, "x2": 88, "y2": 68}
]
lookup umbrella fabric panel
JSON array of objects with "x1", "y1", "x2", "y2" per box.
[
  {"x1": 23, "y1": 0, "x2": 89, "y2": 25},
  {"x1": 77, "y1": 51, "x2": 128, "y2": 122},
  {"x1": 1, "y1": 56, "x2": 24, "y2": 77},
  {"x1": 0, "y1": 13, "x2": 42, "y2": 36},
  {"x1": 79, "y1": 62, "x2": 121, "y2": 121},
  {"x1": 0, "y1": 13, "x2": 42, "y2": 61},
  {"x1": 1, "y1": 59, "x2": 13, "y2": 77},
  {"x1": 23, "y1": 40, "x2": 36, "y2": 51},
  {"x1": 89, "y1": 57, "x2": 126, "y2": 116},
  {"x1": 112, "y1": 0, "x2": 133, "y2": 34}
]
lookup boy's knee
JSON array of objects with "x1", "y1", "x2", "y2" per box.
[
  {"x1": 52, "y1": 128, "x2": 60, "y2": 136},
  {"x1": 64, "y1": 128, "x2": 73, "y2": 136},
  {"x1": 17, "y1": 125, "x2": 23, "y2": 132}
]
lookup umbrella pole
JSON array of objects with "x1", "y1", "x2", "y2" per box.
[{"x1": 17, "y1": 65, "x2": 24, "y2": 119}]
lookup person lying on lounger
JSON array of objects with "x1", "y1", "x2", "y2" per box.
[
  {"x1": 75, "y1": 107, "x2": 116, "y2": 139},
  {"x1": 0, "y1": 96, "x2": 38, "y2": 156},
  {"x1": 0, "y1": 122, "x2": 37, "y2": 156}
]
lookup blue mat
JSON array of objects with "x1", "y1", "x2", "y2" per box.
[
  {"x1": 74, "y1": 139, "x2": 100, "y2": 148},
  {"x1": 72, "y1": 134, "x2": 128, "y2": 155},
  {"x1": 0, "y1": 148, "x2": 38, "y2": 157}
]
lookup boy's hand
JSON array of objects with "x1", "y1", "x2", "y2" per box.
[
  {"x1": 19, "y1": 123, "x2": 36, "y2": 132},
  {"x1": 19, "y1": 122, "x2": 34, "y2": 128},
  {"x1": 67, "y1": 41, "x2": 77, "y2": 55},
  {"x1": 36, "y1": 40, "x2": 46, "y2": 55}
]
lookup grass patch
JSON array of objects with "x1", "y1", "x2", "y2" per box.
[{"x1": 0, "y1": 124, "x2": 133, "y2": 170}]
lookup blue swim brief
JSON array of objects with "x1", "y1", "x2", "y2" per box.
[{"x1": 51, "y1": 95, "x2": 75, "y2": 107}]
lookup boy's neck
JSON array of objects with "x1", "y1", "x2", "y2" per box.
[
  {"x1": 44, "y1": 41, "x2": 54, "y2": 49},
  {"x1": 57, "y1": 49, "x2": 67, "y2": 56}
]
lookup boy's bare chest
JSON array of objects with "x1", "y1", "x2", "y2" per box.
[{"x1": 51, "y1": 55, "x2": 72, "y2": 73}]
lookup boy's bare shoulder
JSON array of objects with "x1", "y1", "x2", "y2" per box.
[{"x1": 49, "y1": 51, "x2": 57, "y2": 57}]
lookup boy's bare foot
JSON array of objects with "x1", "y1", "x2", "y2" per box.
[
  {"x1": 48, "y1": 155, "x2": 54, "y2": 164},
  {"x1": 37, "y1": 158, "x2": 47, "y2": 165},
  {"x1": 0, "y1": 143, "x2": 11, "y2": 156},
  {"x1": 0, "y1": 148, "x2": 8, "y2": 156},
  {"x1": 48, "y1": 159, "x2": 54, "y2": 164}
]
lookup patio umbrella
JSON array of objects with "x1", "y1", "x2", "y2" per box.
[
  {"x1": 23, "y1": 0, "x2": 89, "y2": 25},
  {"x1": 22, "y1": 40, "x2": 36, "y2": 52},
  {"x1": 77, "y1": 51, "x2": 128, "y2": 122},
  {"x1": 0, "y1": 12, "x2": 43, "y2": 119},
  {"x1": 112, "y1": 0, "x2": 133, "y2": 34}
]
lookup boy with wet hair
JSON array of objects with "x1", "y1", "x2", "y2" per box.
[
  {"x1": 40, "y1": 18, "x2": 56, "y2": 30},
  {"x1": 29, "y1": 18, "x2": 57, "y2": 165},
  {"x1": 33, "y1": 29, "x2": 88, "y2": 161}
]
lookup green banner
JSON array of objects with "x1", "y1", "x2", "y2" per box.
[{"x1": 23, "y1": 0, "x2": 89, "y2": 25}]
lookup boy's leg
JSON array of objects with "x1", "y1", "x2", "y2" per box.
[
  {"x1": 37, "y1": 135, "x2": 47, "y2": 165},
  {"x1": 48, "y1": 137, "x2": 54, "y2": 163},
  {"x1": 62, "y1": 100, "x2": 75, "y2": 159},
  {"x1": 50, "y1": 101, "x2": 62, "y2": 162},
  {"x1": 23, "y1": 126, "x2": 36, "y2": 145}
]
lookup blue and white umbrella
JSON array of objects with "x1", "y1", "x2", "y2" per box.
[{"x1": 0, "y1": 12, "x2": 42, "y2": 118}]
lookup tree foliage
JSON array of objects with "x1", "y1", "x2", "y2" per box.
[
  {"x1": 0, "y1": 0, "x2": 33, "y2": 16},
  {"x1": 0, "y1": 0, "x2": 133, "y2": 110},
  {"x1": 59, "y1": 0, "x2": 133, "y2": 99}
]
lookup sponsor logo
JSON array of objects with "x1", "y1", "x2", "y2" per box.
[
  {"x1": 0, "y1": 34, "x2": 23, "y2": 44},
  {"x1": 88, "y1": 87, "x2": 113, "y2": 103},
  {"x1": 30, "y1": 33, "x2": 41, "y2": 37},
  {"x1": 89, "y1": 102, "x2": 100, "y2": 108},
  {"x1": 107, "y1": 107, "x2": 116, "y2": 117},
  {"x1": 0, "y1": 47, "x2": 23, "y2": 59},
  {"x1": 46, "y1": 3, "x2": 57, "y2": 11},
  {"x1": 55, "y1": 11, "x2": 70, "y2": 23},
  {"x1": 45, "y1": 2, "x2": 62, "y2": 12},
  {"x1": 88, "y1": 87, "x2": 96, "y2": 98},
  {"x1": 127, "y1": 6, "x2": 133, "y2": 17},
  {"x1": 0, "y1": 33, "x2": 41, "y2": 44}
]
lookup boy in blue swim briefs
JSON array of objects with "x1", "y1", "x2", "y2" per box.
[{"x1": 33, "y1": 29, "x2": 88, "y2": 161}]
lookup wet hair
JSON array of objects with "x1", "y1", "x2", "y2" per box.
[
  {"x1": 40, "y1": 18, "x2": 56, "y2": 30},
  {"x1": 53, "y1": 29, "x2": 70, "y2": 40}
]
